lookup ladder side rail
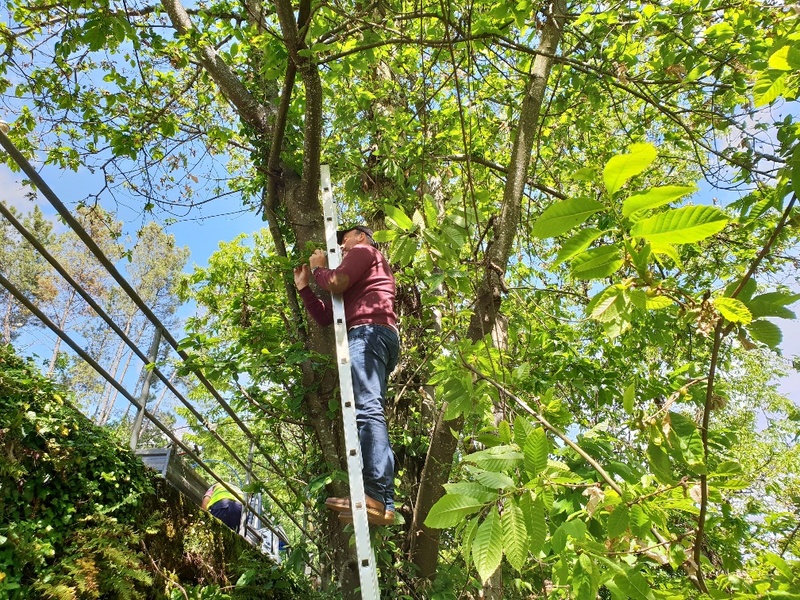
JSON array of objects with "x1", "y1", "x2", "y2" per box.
[{"x1": 320, "y1": 165, "x2": 380, "y2": 599}]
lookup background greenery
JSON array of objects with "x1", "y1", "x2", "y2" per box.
[{"x1": 0, "y1": 343, "x2": 317, "y2": 599}]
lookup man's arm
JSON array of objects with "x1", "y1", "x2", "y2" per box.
[
  {"x1": 202, "y1": 486, "x2": 213, "y2": 510},
  {"x1": 308, "y1": 249, "x2": 350, "y2": 294},
  {"x1": 294, "y1": 263, "x2": 334, "y2": 325},
  {"x1": 313, "y1": 246, "x2": 372, "y2": 293}
]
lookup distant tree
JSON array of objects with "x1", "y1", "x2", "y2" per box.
[
  {"x1": 0, "y1": 205, "x2": 55, "y2": 344},
  {"x1": 88, "y1": 221, "x2": 188, "y2": 424},
  {"x1": 39, "y1": 205, "x2": 124, "y2": 378}
]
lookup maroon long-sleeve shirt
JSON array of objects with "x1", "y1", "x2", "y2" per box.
[{"x1": 299, "y1": 245, "x2": 397, "y2": 328}]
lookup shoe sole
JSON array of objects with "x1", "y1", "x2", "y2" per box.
[
  {"x1": 325, "y1": 496, "x2": 385, "y2": 513},
  {"x1": 338, "y1": 509, "x2": 395, "y2": 526}
]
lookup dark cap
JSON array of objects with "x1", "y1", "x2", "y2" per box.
[{"x1": 337, "y1": 225, "x2": 377, "y2": 247}]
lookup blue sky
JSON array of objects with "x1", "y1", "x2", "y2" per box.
[{"x1": 0, "y1": 161, "x2": 267, "y2": 270}]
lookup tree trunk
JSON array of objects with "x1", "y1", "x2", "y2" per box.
[
  {"x1": 271, "y1": 0, "x2": 364, "y2": 594},
  {"x1": 409, "y1": 0, "x2": 568, "y2": 579},
  {"x1": 48, "y1": 288, "x2": 76, "y2": 376},
  {"x1": 2, "y1": 295, "x2": 13, "y2": 345}
]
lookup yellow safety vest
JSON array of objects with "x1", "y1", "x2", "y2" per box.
[{"x1": 208, "y1": 483, "x2": 242, "y2": 508}]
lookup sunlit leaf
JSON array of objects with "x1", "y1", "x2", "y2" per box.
[
  {"x1": 768, "y1": 45, "x2": 800, "y2": 71},
  {"x1": 424, "y1": 494, "x2": 485, "y2": 528},
  {"x1": 569, "y1": 166, "x2": 598, "y2": 182},
  {"x1": 622, "y1": 382, "x2": 635, "y2": 415},
  {"x1": 519, "y1": 492, "x2": 546, "y2": 556},
  {"x1": 747, "y1": 320, "x2": 783, "y2": 349},
  {"x1": 462, "y1": 515, "x2": 479, "y2": 564},
  {"x1": 724, "y1": 277, "x2": 757, "y2": 301},
  {"x1": 645, "y1": 294, "x2": 673, "y2": 309},
  {"x1": 523, "y1": 428, "x2": 549, "y2": 477},
  {"x1": 513, "y1": 416, "x2": 536, "y2": 449},
  {"x1": 501, "y1": 498, "x2": 528, "y2": 571},
  {"x1": 668, "y1": 412, "x2": 705, "y2": 472},
  {"x1": 629, "y1": 504, "x2": 650, "y2": 537},
  {"x1": 464, "y1": 445, "x2": 524, "y2": 471},
  {"x1": 714, "y1": 297, "x2": 753, "y2": 324},
  {"x1": 384, "y1": 204, "x2": 414, "y2": 231},
  {"x1": 631, "y1": 206, "x2": 728, "y2": 244},
  {"x1": 473, "y1": 506, "x2": 503, "y2": 583},
  {"x1": 531, "y1": 197, "x2": 606, "y2": 239},
  {"x1": 647, "y1": 436, "x2": 675, "y2": 484},
  {"x1": 553, "y1": 228, "x2": 604, "y2": 266},
  {"x1": 622, "y1": 185, "x2": 697, "y2": 217},
  {"x1": 607, "y1": 504, "x2": 629, "y2": 538},
  {"x1": 390, "y1": 235, "x2": 417, "y2": 267},
  {"x1": 626, "y1": 240, "x2": 652, "y2": 277},
  {"x1": 470, "y1": 468, "x2": 516, "y2": 490},
  {"x1": 587, "y1": 284, "x2": 627, "y2": 322},
  {"x1": 498, "y1": 420, "x2": 512, "y2": 443},
  {"x1": 551, "y1": 519, "x2": 586, "y2": 553},
  {"x1": 443, "y1": 482, "x2": 498, "y2": 504},
  {"x1": 649, "y1": 241, "x2": 682, "y2": 265},
  {"x1": 613, "y1": 569, "x2": 656, "y2": 600},
  {"x1": 371, "y1": 229, "x2": 397, "y2": 242},
  {"x1": 603, "y1": 143, "x2": 657, "y2": 195},
  {"x1": 569, "y1": 245, "x2": 623, "y2": 280},
  {"x1": 748, "y1": 292, "x2": 800, "y2": 319},
  {"x1": 753, "y1": 70, "x2": 787, "y2": 107},
  {"x1": 573, "y1": 553, "x2": 598, "y2": 600}
]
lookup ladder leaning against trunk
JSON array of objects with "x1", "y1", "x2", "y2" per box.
[{"x1": 320, "y1": 165, "x2": 380, "y2": 600}]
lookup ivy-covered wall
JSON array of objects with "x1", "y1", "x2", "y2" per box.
[{"x1": 0, "y1": 344, "x2": 316, "y2": 599}]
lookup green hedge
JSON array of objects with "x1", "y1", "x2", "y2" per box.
[{"x1": 0, "y1": 345, "x2": 317, "y2": 599}]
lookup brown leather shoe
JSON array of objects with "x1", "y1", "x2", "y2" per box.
[
  {"x1": 325, "y1": 495, "x2": 385, "y2": 513},
  {"x1": 338, "y1": 509, "x2": 395, "y2": 526}
]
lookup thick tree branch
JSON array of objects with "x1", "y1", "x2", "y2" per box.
[
  {"x1": 444, "y1": 153, "x2": 567, "y2": 199},
  {"x1": 410, "y1": 0, "x2": 568, "y2": 580},
  {"x1": 160, "y1": 0, "x2": 274, "y2": 134},
  {"x1": 693, "y1": 192, "x2": 797, "y2": 591}
]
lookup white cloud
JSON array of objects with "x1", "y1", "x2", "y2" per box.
[{"x1": 0, "y1": 164, "x2": 44, "y2": 213}]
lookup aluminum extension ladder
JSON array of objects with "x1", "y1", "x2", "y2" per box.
[{"x1": 320, "y1": 165, "x2": 380, "y2": 600}]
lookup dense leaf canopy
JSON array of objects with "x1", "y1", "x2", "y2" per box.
[{"x1": 1, "y1": 0, "x2": 799, "y2": 597}]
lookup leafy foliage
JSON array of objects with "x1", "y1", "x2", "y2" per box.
[
  {"x1": 2, "y1": 0, "x2": 800, "y2": 597},
  {"x1": 0, "y1": 344, "x2": 318, "y2": 599},
  {"x1": 0, "y1": 344, "x2": 154, "y2": 597}
]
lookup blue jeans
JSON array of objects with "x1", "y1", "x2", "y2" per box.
[
  {"x1": 209, "y1": 499, "x2": 242, "y2": 532},
  {"x1": 348, "y1": 324, "x2": 400, "y2": 512}
]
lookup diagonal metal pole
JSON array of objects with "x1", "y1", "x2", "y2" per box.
[
  {"x1": 320, "y1": 165, "x2": 380, "y2": 599},
  {"x1": 130, "y1": 326, "x2": 162, "y2": 450}
]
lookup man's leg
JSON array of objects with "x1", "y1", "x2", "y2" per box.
[{"x1": 348, "y1": 325, "x2": 399, "y2": 512}]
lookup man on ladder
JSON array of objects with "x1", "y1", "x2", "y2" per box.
[{"x1": 293, "y1": 224, "x2": 399, "y2": 526}]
